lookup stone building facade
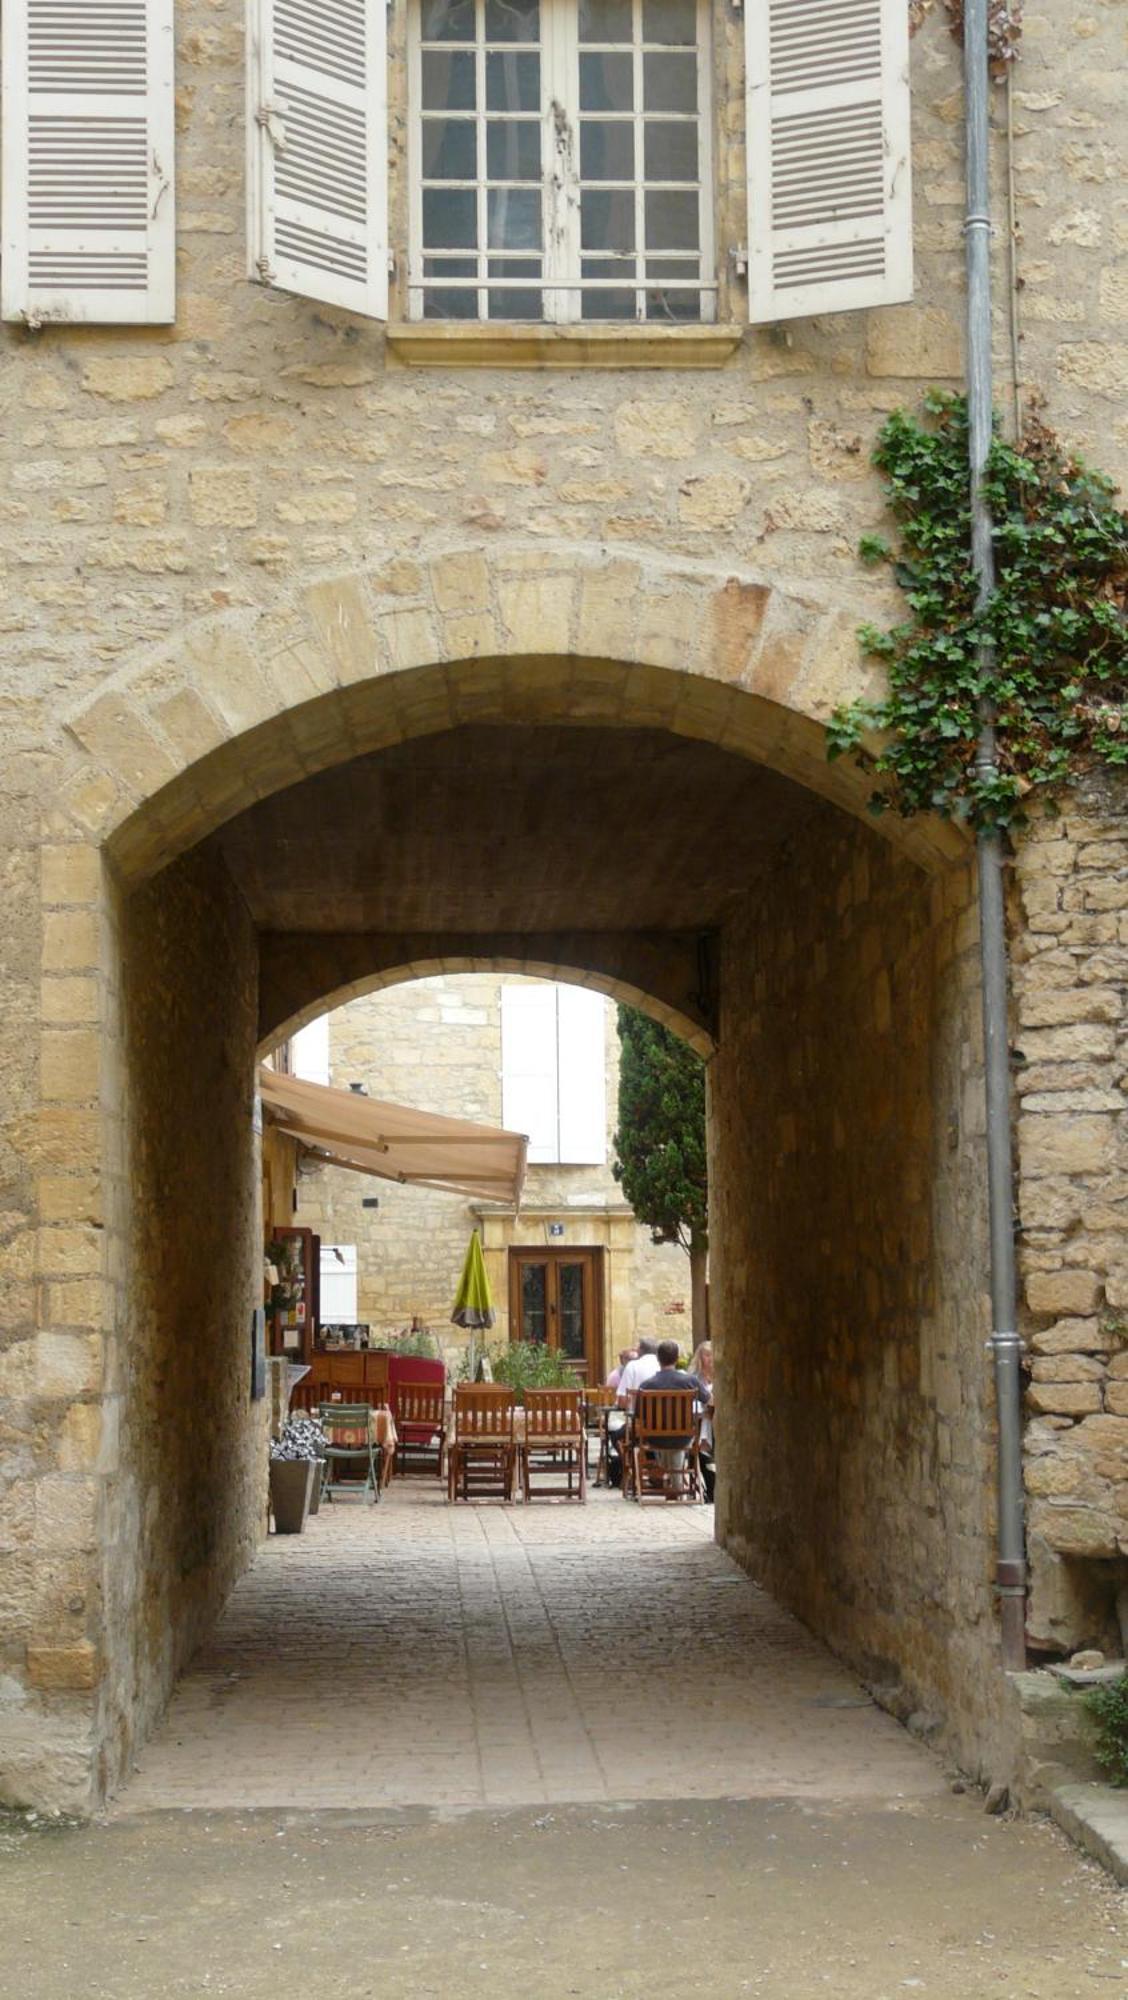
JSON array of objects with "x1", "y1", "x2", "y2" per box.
[
  {"x1": 289, "y1": 973, "x2": 690, "y2": 1363},
  {"x1": 1, "y1": 0, "x2": 1127, "y2": 1815}
]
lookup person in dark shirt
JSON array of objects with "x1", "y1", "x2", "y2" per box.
[
  {"x1": 635, "y1": 1339, "x2": 704, "y2": 1496},
  {"x1": 645, "y1": 1338, "x2": 704, "y2": 1399}
]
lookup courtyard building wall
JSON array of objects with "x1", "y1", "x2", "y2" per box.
[{"x1": 0, "y1": 0, "x2": 1126, "y2": 1813}]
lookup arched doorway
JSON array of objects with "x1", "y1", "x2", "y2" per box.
[{"x1": 26, "y1": 554, "x2": 1000, "y2": 1812}]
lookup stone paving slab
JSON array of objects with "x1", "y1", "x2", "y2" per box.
[{"x1": 114, "y1": 1487, "x2": 946, "y2": 1814}]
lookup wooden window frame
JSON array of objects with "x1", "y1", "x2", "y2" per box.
[{"x1": 406, "y1": 0, "x2": 716, "y2": 325}]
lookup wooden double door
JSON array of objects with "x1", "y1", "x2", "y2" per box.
[{"x1": 508, "y1": 1247, "x2": 604, "y2": 1381}]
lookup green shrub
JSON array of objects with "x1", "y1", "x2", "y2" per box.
[
  {"x1": 1085, "y1": 1676, "x2": 1128, "y2": 1786},
  {"x1": 484, "y1": 1339, "x2": 575, "y2": 1402}
]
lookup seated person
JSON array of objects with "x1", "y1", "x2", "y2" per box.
[
  {"x1": 635, "y1": 1338, "x2": 703, "y2": 1496},
  {"x1": 614, "y1": 1337, "x2": 661, "y2": 1409},
  {"x1": 605, "y1": 1346, "x2": 637, "y2": 1393},
  {"x1": 607, "y1": 1338, "x2": 659, "y2": 1486},
  {"x1": 689, "y1": 1339, "x2": 716, "y2": 1502}
]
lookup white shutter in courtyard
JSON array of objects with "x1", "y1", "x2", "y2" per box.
[
  {"x1": 556, "y1": 987, "x2": 607, "y2": 1167},
  {"x1": 501, "y1": 985, "x2": 559, "y2": 1167},
  {"x1": 248, "y1": 0, "x2": 387, "y2": 318},
  {"x1": 2, "y1": 0, "x2": 175, "y2": 324},
  {"x1": 745, "y1": 0, "x2": 912, "y2": 324}
]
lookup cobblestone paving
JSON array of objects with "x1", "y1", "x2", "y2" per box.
[{"x1": 116, "y1": 1487, "x2": 945, "y2": 1813}]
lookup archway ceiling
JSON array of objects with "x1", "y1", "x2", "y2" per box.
[{"x1": 209, "y1": 724, "x2": 827, "y2": 934}]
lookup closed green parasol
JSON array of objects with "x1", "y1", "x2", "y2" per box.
[{"x1": 451, "y1": 1230, "x2": 496, "y2": 1333}]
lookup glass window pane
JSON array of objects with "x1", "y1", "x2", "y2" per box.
[
  {"x1": 581, "y1": 188, "x2": 635, "y2": 252},
  {"x1": 644, "y1": 188, "x2": 698, "y2": 249},
  {"x1": 521, "y1": 1263, "x2": 548, "y2": 1342},
  {"x1": 422, "y1": 49, "x2": 476, "y2": 110},
  {"x1": 579, "y1": 52, "x2": 633, "y2": 111},
  {"x1": 485, "y1": 0, "x2": 540, "y2": 42},
  {"x1": 486, "y1": 51, "x2": 540, "y2": 110},
  {"x1": 487, "y1": 120, "x2": 541, "y2": 181},
  {"x1": 582, "y1": 287, "x2": 636, "y2": 319},
  {"x1": 580, "y1": 121, "x2": 635, "y2": 182},
  {"x1": 643, "y1": 120, "x2": 697, "y2": 184},
  {"x1": 642, "y1": 0, "x2": 696, "y2": 44},
  {"x1": 579, "y1": 0, "x2": 632, "y2": 40},
  {"x1": 646, "y1": 286, "x2": 701, "y2": 321},
  {"x1": 490, "y1": 255, "x2": 542, "y2": 276},
  {"x1": 422, "y1": 119, "x2": 477, "y2": 180},
  {"x1": 558, "y1": 1265, "x2": 586, "y2": 1361},
  {"x1": 423, "y1": 186, "x2": 478, "y2": 248},
  {"x1": 643, "y1": 51, "x2": 696, "y2": 113},
  {"x1": 424, "y1": 255, "x2": 478, "y2": 276},
  {"x1": 421, "y1": 0, "x2": 476, "y2": 40},
  {"x1": 487, "y1": 186, "x2": 541, "y2": 249},
  {"x1": 424, "y1": 287, "x2": 478, "y2": 317},
  {"x1": 489, "y1": 287, "x2": 544, "y2": 320},
  {"x1": 582, "y1": 256, "x2": 630, "y2": 281},
  {"x1": 645, "y1": 256, "x2": 698, "y2": 281}
]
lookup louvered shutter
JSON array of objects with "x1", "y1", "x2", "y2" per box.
[
  {"x1": 745, "y1": 0, "x2": 912, "y2": 324},
  {"x1": 557, "y1": 987, "x2": 607, "y2": 1167},
  {"x1": 248, "y1": 0, "x2": 387, "y2": 318},
  {"x1": 2, "y1": 0, "x2": 175, "y2": 325}
]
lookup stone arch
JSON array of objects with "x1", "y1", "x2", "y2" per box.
[
  {"x1": 258, "y1": 948, "x2": 716, "y2": 1060},
  {"x1": 58, "y1": 545, "x2": 966, "y2": 879}
]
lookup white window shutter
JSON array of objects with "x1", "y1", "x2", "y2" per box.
[
  {"x1": 248, "y1": 0, "x2": 388, "y2": 319},
  {"x1": 2, "y1": 0, "x2": 175, "y2": 325},
  {"x1": 291, "y1": 1013, "x2": 331, "y2": 1085},
  {"x1": 745, "y1": 0, "x2": 912, "y2": 324},
  {"x1": 557, "y1": 987, "x2": 607, "y2": 1167},
  {"x1": 501, "y1": 985, "x2": 559, "y2": 1166}
]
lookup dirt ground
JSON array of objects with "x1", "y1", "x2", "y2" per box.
[{"x1": 4, "y1": 1796, "x2": 1126, "y2": 2000}]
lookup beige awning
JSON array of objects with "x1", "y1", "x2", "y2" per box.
[{"x1": 258, "y1": 1066, "x2": 527, "y2": 1207}]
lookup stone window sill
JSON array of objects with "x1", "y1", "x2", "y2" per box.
[{"x1": 385, "y1": 322, "x2": 744, "y2": 369}]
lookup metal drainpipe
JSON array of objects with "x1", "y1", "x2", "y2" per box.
[{"x1": 964, "y1": 0, "x2": 1027, "y2": 1670}]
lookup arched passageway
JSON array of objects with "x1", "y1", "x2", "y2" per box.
[{"x1": 93, "y1": 639, "x2": 1007, "y2": 1817}]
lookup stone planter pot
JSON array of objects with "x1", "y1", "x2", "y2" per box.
[{"x1": 269, "y1": 1458, "x2": 315, "y2": 1534}]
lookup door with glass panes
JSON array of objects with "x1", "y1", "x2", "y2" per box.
[{"x1": 508, "y1": 1248, "x2": 604, "y2": 1379}]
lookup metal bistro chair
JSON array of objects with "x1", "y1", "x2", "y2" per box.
[
  {"x1": 393, "y1": 1377, "x2": 447, "y2": 1480},
  {"x1": 582, "y1": 1386, "x2": 616, "y2": 1486},
  {"x1": 521, "y1": 1389, "x2": 586, "y2": 1502},
  {"x1": 319, "y1": 1403, "x2": 380, "y2": 1504},
  {"x1": 630, "y1": 1388, "x2": 702, "y2": 1504},
  {"x1": 448, "y1": 1386, "x2": 516, "y2": 1502}
]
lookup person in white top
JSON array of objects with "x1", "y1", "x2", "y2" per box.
[
  {"x1": 604, "y1": 1338, "x2": 659, "y2": 1487},
  {"x1": 615, "y1": 1338, "x2": 661, "y2": 1409}
]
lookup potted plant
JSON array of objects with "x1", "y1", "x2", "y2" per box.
[{"x1": 269, "y1": 1417, "x2": 323, "y2": 1533}]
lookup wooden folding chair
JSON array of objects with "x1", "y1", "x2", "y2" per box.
[
  {"x1": 582, "y1": 1387, "x2": 616, "y2": 1486},
  {"x1": 319, "y1": 1403, "x2": 380, "y2": 1504},
  {"x1": 448, "y1": 1386, "x2": 517, "y2": 1501},
  {"x1": 393, "y1": 1377, "x2": 447, "y2": 1479},
  {"x1": 630, "y1": 1389, "x2": 702, "y2": 1503},
  {"x1": 521, "y1": 1389, "x2": 586, "y2": 1502}
]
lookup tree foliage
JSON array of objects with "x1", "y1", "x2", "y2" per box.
[
  {"x1": 612, "y1": 1007, "x2": 707, "y2": 1255},
  {"x1": 827, "y1": 392, "x2": 1128, "y2": 833}
]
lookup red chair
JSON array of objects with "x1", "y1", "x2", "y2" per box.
[{"x1": 389, "y1": 1356, "x2": 447, "y2": 1479}]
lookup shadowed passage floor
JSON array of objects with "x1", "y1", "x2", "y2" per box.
[{"x1": 115, "y1": 1486, "x2": 945, "y2": 1813}]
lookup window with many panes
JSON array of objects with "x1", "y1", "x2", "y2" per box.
[{"x1": 409, "y1": 0, "x2": 714, "y2": 323}]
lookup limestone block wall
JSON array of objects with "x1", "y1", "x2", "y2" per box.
[
  {"x1": 711, "y1": 807, "x2": 1007, "y2": 1776},
  {"x1": 99, "y1": 847, "x2": 265, "y2": 1802},
  {"x1": 1012, "y1": 772, "x2": 1128, "y2": 1655},
  {"x1": 291, "y1": 974, "x2": 688, "y2": 1358}
]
